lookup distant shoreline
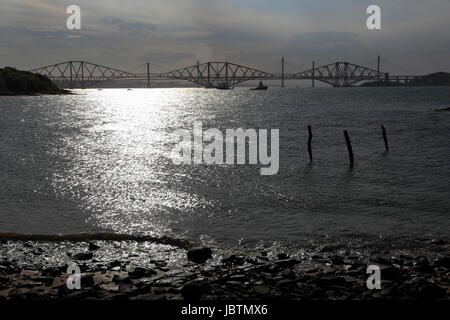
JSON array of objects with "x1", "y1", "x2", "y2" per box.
[{"x1": 0, "y1": 67, "x2": 71, "y2": 96}]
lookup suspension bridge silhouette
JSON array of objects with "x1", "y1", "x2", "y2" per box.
[{"x1": 29, "y1": 58, "x2": 420, "y2": 89}]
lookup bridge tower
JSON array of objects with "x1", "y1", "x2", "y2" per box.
[
  {"x1": 377, "y1": 55, "x2": 380, "y2": 83},
  {"x1": 281, "y1": 56, "x2": 285, "y2": 87},
  {"x1": 312, "y1": 61, "x2": 315, "y2": 88}
]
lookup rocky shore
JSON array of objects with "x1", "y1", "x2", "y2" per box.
[{"x1": 0, "y1": 238, "x2": 449, "y2": 301}]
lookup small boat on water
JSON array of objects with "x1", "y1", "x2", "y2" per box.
[
  {"x1": 217, "y1": 82, "x2": 232, "y2": 90},
  {"x1": 251, "y1": 80, "x2": 268, "y2": 90}
]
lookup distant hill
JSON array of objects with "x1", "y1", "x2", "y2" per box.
[
  {"x1": 361, "y1": 72, "x2": 450, "y2": 87},
  {"x1": 411, "y1": 72, "x2": 450, "y2": 86},
  {"x1": 0, "y1": 67, "x2": 69, "y2": 95}
]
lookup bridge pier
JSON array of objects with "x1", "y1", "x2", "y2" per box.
[{"x1": 147, "y1": 62, "x2": 150, "y2": 88}]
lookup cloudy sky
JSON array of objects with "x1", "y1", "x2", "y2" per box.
[{"x1": 1, "y1": 0, "x2": 450, "y2": 75}]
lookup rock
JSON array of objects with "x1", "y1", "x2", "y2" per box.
[
  {"x1": 88, "y1": 243, "x2": 101, "y2": 251},
  {"x1": 108, "y1": 260, "x2": 121, "y2": 268},
  {"x1": 112, "y1": 272, "x2": 130, "y2": 283},
  {"x1": 154, "y1": 288, "x2": 166, "y2": 295},
  {"x1": 277, "y1": 279, "x2": 296, "y2": 287},
  {"x1": 373, "y1": 255, "x2": 392, "y2": 266},
  {"x1": 431, "y1": 239, "x2": 446, "y2": 245},
  {"x1": 129, "y1": 267, "x2": 157, "y2": 279},
  {"x1": 42, "y1": 267, "x2": 62, "y2": 277},
  {"x1": 312, "y1": 276, "x2": 349, "y2": 288},
  {"x1": 100, "y1": 282, "x2": 119, "y2": 292},
  {"x1": 274, "y1": 259, "x2": 297, "y2": 269},
  {"x1": 229, "y1": 274, "x2": 248, "y2": 282},
  {"x1": 73, "y1": 252, "x2": 93, "y2": 261},
  {"x1": 415, "y1": 257, "x2": 430, "y2": 267},
  {"x1": 330, "y1": 256, "x2": 345, "y2": 265},
  {"x1": 187, "y1": 247, "x2": 212, "y2": 264},
  {"x1": 226, "y1": 281, "x2": 243, "y2": 286},
  {"x1": 254, "y1": 285, "x2": 270, "y2": 295},
  {"x1": 380, "y1": 265, "x2": 402, "y2": 280},
  {"x1": 319, "y1": 244, "x2": 343, "y2": 252},
  {"x1": 222, "y1": 254, "x2": 244, "y2": 265},
  {"x1": 167, "y1": 287, "x2": 180, "y2": 294},
  {"x1": 181, "y1": 279, "x2": 209, "y2": 300},
  {"x1": 434, "y1": 257, "x2": 450, "y2": 269},
  {"x1": 277, "y1": 253, "x2": 289, "y2": 260},
  {"x1": 80, "y1": 273, "x2": 95, "y2": 288}
]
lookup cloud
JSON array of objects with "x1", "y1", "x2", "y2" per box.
[{"x1": 1, "y1": 0, "x2": 449, "y2": 75}]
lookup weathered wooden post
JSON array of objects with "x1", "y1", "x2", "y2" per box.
[
  {"x1": 344, "y1": 130, "x2": 354, "y2": 166},
  {"x1": 381, "y1": 125, "x2": 389, "y2": 151},
  {"x1": 307, "y1": 125, "x2": 313, "y2": 162}
]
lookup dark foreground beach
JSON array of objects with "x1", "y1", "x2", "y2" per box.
[{"x1": 0, "y1": 237, "x2": 449, "y2": 301}]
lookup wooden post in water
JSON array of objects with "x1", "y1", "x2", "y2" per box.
[
  {"x1": 344, "y1": 130, "x2": 354, "y2": 167},
  {"x1": 307, "y1": 125, "x2": 313, "y2": 162},
  {"x1": 381, "y1": 125, "x2": 389, "y2": 151}
]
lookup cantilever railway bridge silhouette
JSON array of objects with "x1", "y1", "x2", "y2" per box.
[{"x1": 29, "y1": 60, "x2": 419, "y2": 89}]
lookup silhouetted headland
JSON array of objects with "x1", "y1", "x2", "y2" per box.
[{"x1": 0, "y1": 67, "x2": 70, "y2": 96}]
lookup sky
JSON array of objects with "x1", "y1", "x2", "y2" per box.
[{"x1": 1, "y1": 0, "x2": 450, "y2": 75}]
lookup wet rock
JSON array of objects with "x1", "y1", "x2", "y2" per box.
[
  {"x1": 73, "y1": 252, "x2": 93, "y2": 261},
  {"x1": 373, "y1": 255, "x2": 392, "y2": 266},
  {"x1": 81, "y1": 273, "x2": 95, "y2": 288},
  {"x1": 226, "y1": 281, "x2": 243, "y2": 286},
  {"x1": 181, "y1": 279, "x2": 209, "y2": 300},
  {"x1": 116, "y1": 274, "x2": 132, "y2": 285},
  {"x1": 415, "y1": 257, "x2": 430, "y2": 267},
  {"x1": 129, "y1": 267, "x2": 157, "y2": 279},
  {"x1": 274, "y1": 259, "x2": 297, "y2": 269},
  {"x1": 100, "y1": 282, "x2": 119, "y2": 292},
  {"x1": 154, "y1": 288, "x2": 166, "y2": 295},
  {"x1": 312, "y1": 276, "x2": 349, "y2": 288},
  {"x1": 320, "y1": 244, "x2": 343, "y2": 252},
  {"x1": 277, "y1": 253, "x2": 289, "y2": 260},
  {"x1": 150, "y1": 260, "x2": 167, "y2": 267},
  {"x1": 277, "y1": 279, "x2": 296, "y2": 287},
  {"x1": 254, "y1": 285, "x2": 270, "y2": 295},
  {"x1": 229, "y1": 274, "x2": 248, "y2": 282},
  {"x1": 434, "y1": 257, "x2": 450, "y2": 269},
  {"x1": 330, "y1": 256, "x2": 345, "y2": 265},
  {"x1": 222, "y1": 254, "x2": 244, "y2": 266},
  {"x1": 380, "y1": 265, "x2": 402, "y2": 280},
  {"x1": 167, "y1": 287, "x2": 180, "y2": 294},
  {"x1": 108, "y1": 260, "x2": 121, "y2": 268},
  {"x1": 88, "y1": 243, "x2": 101, "y2": 251},
  {"x1": 187, "y1": 247, "x2": 212, "y2": 264},
  {"x1": 42, "y1": 267, "x2": 61, "y2": 277}
]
